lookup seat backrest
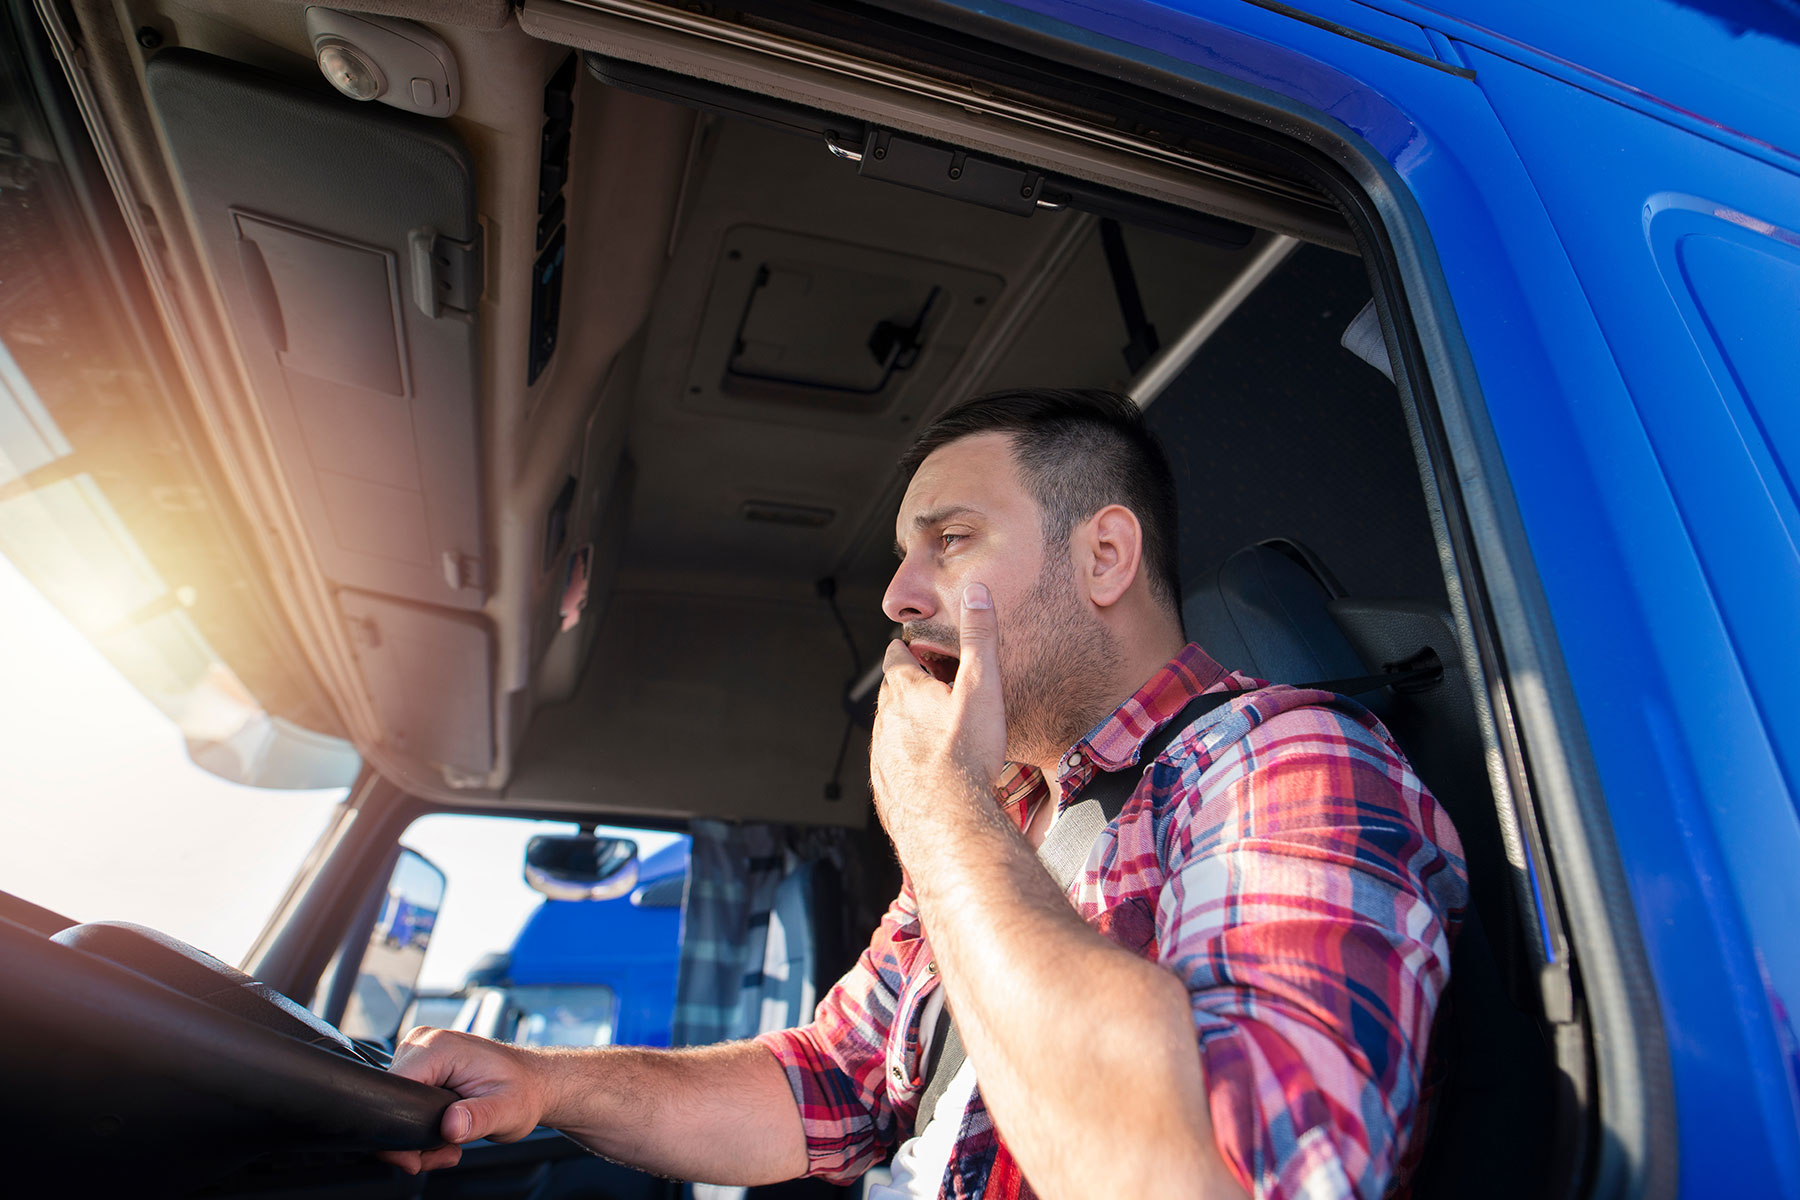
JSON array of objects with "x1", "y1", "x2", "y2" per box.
[
  {"x1": 1182, "y1": 540, "x2": 1529, "y2": 984},
  {"x1": 1182, "y1": 540, "x2": 1555, "y2": 1199},
  {"x1": 1179, "y1": 539, "x2": 1368, "y2": 687}
]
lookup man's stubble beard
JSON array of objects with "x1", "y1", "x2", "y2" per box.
[
  {"x1": 999, "y1": 552, "x2": 1120, "y2": 767},
  {"x1": 904, "y1": 548, "x2": 1120, "y2": 769}
]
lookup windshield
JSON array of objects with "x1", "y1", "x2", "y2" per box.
[
  {"x1": 0, "y1": 44, "x2": 361, "y2": 961},
  {"x1": 0, "y1": 16, "x2": 358, "y2": 795},
  {"x1": 0, "y1": 549, "x2": 347, "y2": 963}
]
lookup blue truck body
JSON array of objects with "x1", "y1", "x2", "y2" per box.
[{"x1": 478, "y1": 839, "x2": 689, "y2": 1049}]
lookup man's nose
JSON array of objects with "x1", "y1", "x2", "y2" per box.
[{"x1": 882, "y1": 556, "x2": 937, "y2": 625}]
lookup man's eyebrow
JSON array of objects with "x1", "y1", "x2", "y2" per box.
[{"x1": 893, "y1": 505, "x2": 983, "y2": 559}]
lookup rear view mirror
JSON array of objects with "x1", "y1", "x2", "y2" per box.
[{"x1": 524, "y1": 833, "x2": 638, "y2": 900}]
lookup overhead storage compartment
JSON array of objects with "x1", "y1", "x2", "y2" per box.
[
  {"x1": 146, "y1": 49, "x2": 486, "y2": 611},
  {"x1": 339, "y1": 590, "x2": 494, "y2": 783}
]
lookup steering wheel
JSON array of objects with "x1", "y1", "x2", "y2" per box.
[{"x1": 0, "y1": 916, "x2": 454, "y2": 1194}]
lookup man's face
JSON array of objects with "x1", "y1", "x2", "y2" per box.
[{"x1": 884, "y1": 432, "x2": 1116, "y2": 765}]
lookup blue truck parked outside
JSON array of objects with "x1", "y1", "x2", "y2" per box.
[{"x1": 430, "y1": 838, "x2": 689, "y2": 1050}]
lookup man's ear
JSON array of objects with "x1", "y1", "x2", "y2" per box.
[{"x1": 1081, "y1": 505, "x2": 1143, "y2": 609}]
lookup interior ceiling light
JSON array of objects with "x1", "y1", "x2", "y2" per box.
[
  {"x1": 314, "y1": 39, "x2": 383, "y2": 102},
  {"x1": 304, "y1": 7, "x2": 460, "y2": 118}
]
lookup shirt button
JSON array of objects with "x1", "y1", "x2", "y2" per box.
[
  {"x1": 1066, "y1": 750, "x2": 1083, "y2": 770},
  {"x1": 927, "y1": 960, "x2": 938, "y2": 975},
  {"x1": 892, "y1": 1065, "x2": 904, "y2": 1080}
]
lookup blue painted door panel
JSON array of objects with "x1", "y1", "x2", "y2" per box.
[
  {"x1": 930, "y1": 0, "x2": 1800, "y2": 1187},
  {"x1": 1468, "y1": 49, "x2": 1800, "y2": 1191}
]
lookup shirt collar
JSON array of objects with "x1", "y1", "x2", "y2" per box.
[
  {"x1": 1075, "y1": 642, "x2": 1232, "y2": 773},
  {"x1": 994, "y1": 762, "x2": 1045, "y2": 832},
  {"x1": 989, "y1": 643, "x2": 1233, "y2": 827}
]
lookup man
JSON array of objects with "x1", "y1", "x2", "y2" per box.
[{"x1": 382, "y1": 389, "x2": 1467, "y2": 1199}]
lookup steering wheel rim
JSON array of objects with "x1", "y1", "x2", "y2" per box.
[{"x1": 0, "y1": 916, "x2": 453, "y2": 1194}]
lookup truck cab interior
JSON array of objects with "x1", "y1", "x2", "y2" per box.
[{"x1": 0, "y1": 0, "x2": 1597, "y2": 1196}]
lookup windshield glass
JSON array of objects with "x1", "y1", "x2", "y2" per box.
[
  {"x1": 0, "y1": 17, "x2": 358, "y2": 794},
  {"x1": 0, "y1": 48, "x2": 359, "y2": 963},
  {"x1": 0, "y1": 550, "x2": 347, "y2": 963},
  {"x1": 379, "y1": 814, "x2": 691, "y2": 1049}
]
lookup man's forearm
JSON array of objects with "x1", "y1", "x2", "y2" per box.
[
  {"x1": 537, "y1": 1039, "x2": 808, "y2": 1185},
  {"x1": 890, "y1": 784, "x2": 1242, "y2": 1200}
]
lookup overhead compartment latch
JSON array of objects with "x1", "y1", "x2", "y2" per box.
[{"x1": 408, "y1": 225, "x2": 484, "y2": 319}]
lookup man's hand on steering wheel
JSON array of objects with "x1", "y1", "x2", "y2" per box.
[{"x1": 380, "y1": 1028, "x2": 551, "y2": 1174}]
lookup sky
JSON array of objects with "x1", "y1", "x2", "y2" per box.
[{"x1": 0, "y1": 551, "x2": 680, "y2": 988}]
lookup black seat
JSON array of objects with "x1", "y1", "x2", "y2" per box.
[{"x1": 1183, "y1": 539, "x2": 1555, "y2": 1199}]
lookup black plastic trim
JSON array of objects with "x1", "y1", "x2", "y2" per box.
[{"x1": 1235, "y1": 0, "x2": 1475, "y2": 79}]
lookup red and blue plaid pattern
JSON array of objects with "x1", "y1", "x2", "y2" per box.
[{"x1": 758, "y1": 644, "x2": 1467, "y2": 1199}]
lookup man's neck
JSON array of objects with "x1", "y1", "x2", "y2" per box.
[{"x1": 1024, "y1": 627, "x2": 1188, "y2": 780}]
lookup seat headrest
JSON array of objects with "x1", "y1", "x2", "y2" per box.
[{"x1": 1181, "y1": 540, "x2": 1369, "y2": 685}]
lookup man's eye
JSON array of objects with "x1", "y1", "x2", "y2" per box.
[{"x1": 939, "y1": 533, "x2": 966, "y2": 551}]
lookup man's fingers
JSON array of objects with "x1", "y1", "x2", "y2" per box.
[
  {"x1": 371, "y1": 1093, "x2": 519, "y2": 1178},
  {"x1": 388, "y1": 1029, "x2": 459, "y2": 1087},
  {"x1": 375, "y1": 1149, "x2": 424, "y2": 1174},
  {"x1": 882, "y1": 638, "x2": 917, "y2": 677},
  {"x1": 376, "y1": 1143, "x2": 464, "y2": 1175},
  {"x1": 369, "y1": 1095, "x2": 510, "y2": 1178},
  {"x1": 417, "y1": 1144, "x2": 466, "y2": 1172},
  {"x1": 377, "y1": 1029, "x2": 544, "y2": 1173},
  {"x1": 443, "y1": 1098, "x2": 477, "y2": 1143},
  {"x1": 953, "y1": 583, "x2": 998, "y2": 697}
]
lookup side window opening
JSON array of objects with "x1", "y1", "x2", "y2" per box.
[{"x1": 573, "y1": 16, "x2": 1586, "y2": 1197}]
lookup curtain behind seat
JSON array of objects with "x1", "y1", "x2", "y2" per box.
[
  {"x1": 678, "y1": 821, "x2": 852, "y2": 1200},
  {"x1": 672, "y1": 820, "x2": 788, "y2": 1048}
]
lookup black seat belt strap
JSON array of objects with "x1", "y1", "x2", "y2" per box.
[{"x1": 1282, "y1": 665, "x2": 1439, "y2": 698}]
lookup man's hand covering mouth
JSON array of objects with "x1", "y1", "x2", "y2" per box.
[{"x1": 873, "y1": 583, "x2": 1008, "y2": 830}]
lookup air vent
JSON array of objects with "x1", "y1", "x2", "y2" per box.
[{"x1": 528, "y1": 54, "x2": 576, "y2": 385}]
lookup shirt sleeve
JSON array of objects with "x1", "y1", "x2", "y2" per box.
[
  {"x1": 1157, "y1": 703, "x2": 1468, "y2": 1200},
  {"x1": 755, "y1": 884, "x2": 923, "y2": 1183}
]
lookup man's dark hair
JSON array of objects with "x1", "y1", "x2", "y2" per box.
[{"x1": 898, "y1": 388, "x2": 1183, "y2": 614}]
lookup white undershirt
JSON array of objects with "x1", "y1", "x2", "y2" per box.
[
  {"x1": 864, "y1": 987, "x2": 974, "y2": 1200},
  {"x1": 867, "y1": 796, "x2": 1056, "y2": 1199}
]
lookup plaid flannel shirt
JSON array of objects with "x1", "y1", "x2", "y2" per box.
[{"x1": 757, "y1": 644, "x2": 1467, "y2": 1200}]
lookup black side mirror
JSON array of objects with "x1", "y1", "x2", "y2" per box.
[{"x1": 523, "y1": 834, "x2": 639, "y2": 900}]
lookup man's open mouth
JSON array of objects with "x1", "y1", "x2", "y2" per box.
[{"x1": 912, "y1": 647, "x2": 960, "y2": 685}]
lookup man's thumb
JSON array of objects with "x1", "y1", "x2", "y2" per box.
[
  {"x1": 443, "y1": 1096, "x2": 506, "y2": 1144},
  {"x1": 955, "y1": 583, "x2": 998, "y2": 693}
]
